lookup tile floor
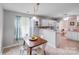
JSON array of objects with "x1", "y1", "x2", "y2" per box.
[{"x1": 2, "y1": 45, "x2": 79, "y2": 55}]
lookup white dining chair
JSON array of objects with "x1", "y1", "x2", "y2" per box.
[{"x1": 20, "y1": 34, "x2": 30, "y2": 55}]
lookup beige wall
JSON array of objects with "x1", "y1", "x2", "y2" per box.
[
  {"x1": 68, "y1": 15, "x2": 77, "y2": 31},
  {"x1": 59, "y1": 15, "x2": 79, "y2": 32},
  {"x1": 58, "y1": 15, "x2": 79, "y2": 50}
]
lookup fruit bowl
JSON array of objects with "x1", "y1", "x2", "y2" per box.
[{"x1": 29, "y1": 35, "x2": 38, "y2": 41}]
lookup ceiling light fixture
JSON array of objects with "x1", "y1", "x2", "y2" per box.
[
  {"x1": 32, "y1": 3, "x2": 40, "y2": 21},
  {"x1": 33, "y1": 3, "x2": 40, "y2": 15},
  {"x1": 63, "y1": 14, "x2": 69, "y2": 20}
]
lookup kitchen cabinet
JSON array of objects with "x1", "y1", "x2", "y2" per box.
[
  {"x1": 40, "y1": 19, "x2": 57, "y2": 26},
  {"x1": 39, "y1": 29, "x2": 56, "y2": 48}
]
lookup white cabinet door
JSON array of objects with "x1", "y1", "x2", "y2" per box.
[
  {"x1": 41, "y1": 19, "x2": 48, "y2": 26},
  {"x1": 45, "y1": 30, "x2": 56, "y2": 48}
]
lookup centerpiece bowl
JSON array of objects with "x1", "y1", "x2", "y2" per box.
[{"x1": 29, "y1": 35, "x2": 38, "y2": 41}]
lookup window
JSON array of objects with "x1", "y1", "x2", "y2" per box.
[{"x1": 15, "y1": 16, "x2": 31, "y2": 41}]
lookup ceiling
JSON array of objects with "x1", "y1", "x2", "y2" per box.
[{"x1": 1, "y1": 3, "x2": 79, "y2": 18}]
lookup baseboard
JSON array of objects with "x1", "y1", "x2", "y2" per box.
[
  {"x1": 0, "y1": 52, "x2": 2, "y2": 55},
  {"x1": 0, "y1": 50, "x2": 2, "y2": 55},
  {"x1": 3, "y1": 43, "x2": 21, "y2": 50}
]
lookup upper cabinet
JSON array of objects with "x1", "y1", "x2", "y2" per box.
[
  {"x1": 41, "y1": 19, "x2": 49, "y2": 26},
  {"x1": 38, "y1": 19, "x2": 57, "y2": 29},
  {"x1": 41, "y1": 19, "x2": 56, "y2": 26}
]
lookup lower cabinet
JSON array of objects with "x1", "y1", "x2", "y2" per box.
[{"x1": 39, "y1": 29, "x2": 56, "y2": 48}]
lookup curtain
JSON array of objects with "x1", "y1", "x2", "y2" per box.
[
  {"x1": 15, "y1": 16, "x2": 31, "y2": 41},
  {"x1": 15, "y1": 16, "x2": 21, "y2": 41},
  {"x1": 20, "y1": 17, "x2": 30, "y2": 37}
]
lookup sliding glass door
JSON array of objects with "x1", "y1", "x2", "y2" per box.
[{"x1": 15, "y1": 16, "x2": 31, "y2": 41}]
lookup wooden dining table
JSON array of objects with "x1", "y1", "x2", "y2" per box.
[{"x1": 23, "y1": 37, "x2": 47, "y2": 55}]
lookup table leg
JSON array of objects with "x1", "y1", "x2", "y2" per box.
[
  {"x1": 44, "y1": 50, "x2": 46, "y2": 55},
  {"x1": 27, "y1": 48, "x2": 29, "y2": 55},
  {"x1": 29, "y1": 48, "x2": 32, "y2": 55},
  {"x1": 23, "y1": 40, "x2": 25, "y2": 46}
]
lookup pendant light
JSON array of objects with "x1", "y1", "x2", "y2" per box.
[{"x1": 32, "y1": 3, "x2": 40, "y2": 21}]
